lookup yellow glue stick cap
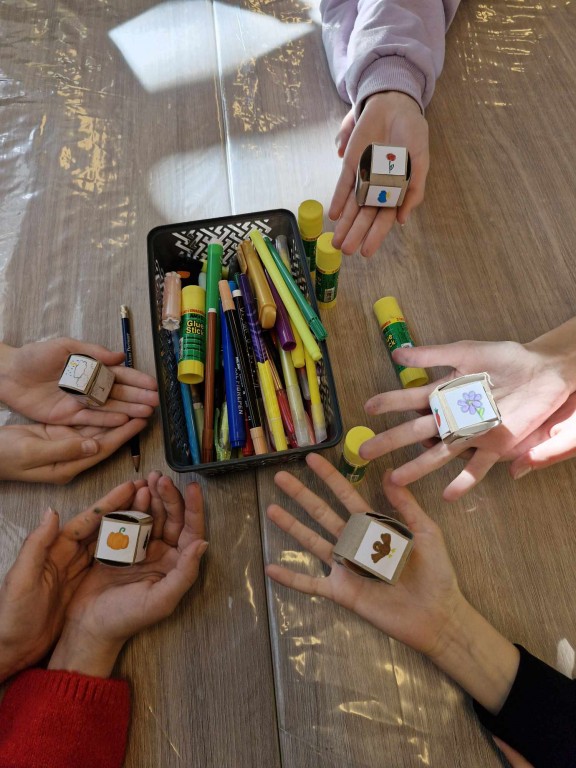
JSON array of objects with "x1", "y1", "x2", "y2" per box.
[
  {"x1": 316, "y1": 232, "x2": 342, "y2": 271},
  {"x1": 373, "y1": 296, "x2": 429, "y2": 389},
  {"x1": 343, "y1": 426, "x2": 376, "y2": 467},
  {"x1": 298, "y1": 200, "x2": 323, "y2": 239}
]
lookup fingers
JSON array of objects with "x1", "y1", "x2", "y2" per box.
[
  {"x1": 63, "y1": 480, "x2": 137, "y2": 541},
  {"x1": 365, "y1": 382, "x2": 437, "y2": 416},
  {"x1": 182, "y1": 481, "x2": 205, "y2": 544},
  {"x1": 492, "y1": 738, "x2": 535, "y2": 768},
  {"x1": 305, "y1": 452, "x2": 374, "y2": 516},
  {"x1": 6, "y1": 509, "x2": 61, "y2": 583},
  {"x1": 359, "y1": 415, "x2": 437, "y2": 460},
  {"x1": 332, "y1": 191, "x2": 396, "y2": 257},
  {"x1": 152, "y1": 475, "x2": 185, "y2": 546},
  {"x1": 265, "y1": 562, "x2": 327, "y2": 598},
  {"x1": 442, "y1": 448, "x2": 500, "y2": 501},
  {"x1": 266, "y1": 503, "x2": 334, "y2": 566},
  {"x1": 381, "y1": 471, "x2": 436, "y2": 534},
  {"x1": 147, "y1": 539, "x2": 208, "y2": 617},
  {"x1": 25, "y1": 435, "x2": 100, "y2": 468},
  {"x1": 329, "y1": 162, "x2": 356, "y2": 224},
  {"x1": 392, "y1": 342, "x2": 470, "y2": 371},
  {"x1": 335, "y1": 108, "x2": 355, "y2": 159},
  {"x1": 510, "y1": 428, "x2": 576, "y2": 478},
  {"x1": 390, "y1": 440, "x2": 464, "y2": 486},
  {"x1": 66, "y1": 339, "x2": 125, "y2": 368}
]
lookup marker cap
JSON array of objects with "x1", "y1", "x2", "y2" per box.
[
  {"x1": 343, "y1": 426, "x2": 376, "y2": 467},
  {"x1": 298, "y1": 200, "x2": 323, "y2": 239}
]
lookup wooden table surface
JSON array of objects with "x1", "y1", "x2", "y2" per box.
[{"x1": 1, "y1": 1, "x2": 575, "y2": 766}]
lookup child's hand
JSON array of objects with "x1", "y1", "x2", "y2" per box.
[{"x1": 330, "y1": 91, "x2": 429, "y2": 257}]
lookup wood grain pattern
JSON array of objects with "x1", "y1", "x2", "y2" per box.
[{"x1": 1, "y1": 0, "x2": 575, "y2": 766}]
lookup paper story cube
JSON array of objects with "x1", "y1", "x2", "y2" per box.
[
  {"x1": 429, "y1": 372, "x2": 502, "y2": 445},
  {"x1": 95, "y1": 512, "x2": 153, "y2": 566},
  {"x1": 332, "y1": 512, "x2": 414, "y2": 585},
  {"x1": 355, "y1": 145, "x2": 411, "y2": 208},
  {"x1": 58, "y1": 353, "x2": 115, "y2": 407}
]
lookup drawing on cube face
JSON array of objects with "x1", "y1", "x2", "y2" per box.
[
  {"x1": 63, "y1": 357, "x2": 92, "y2": 389},
  {"x1": 444, "y1": 384, "x2": 497, "y2": 428},
  {"x1": 365, "y1": 185, "x2": 402, "y2": 207},
  {"x1": 356, "y1": 522, "x2": 408, "y2": 580},
  {"x1": 371, "y1": 533, "x2": 393, "y2": 563},
  {"x1": 107, "y1": 527, "x2": 130, "y2": 550},
  {"x1": 378, "y1": 190, "x2": 388, "y2": 204}
]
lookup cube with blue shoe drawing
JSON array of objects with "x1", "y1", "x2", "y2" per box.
[
  {"x1": 429, "y1": 372, "x2": 502, "y2": 445},
  {"x1": 355, "y1": 145, "x2": 411, "y2": 208}
]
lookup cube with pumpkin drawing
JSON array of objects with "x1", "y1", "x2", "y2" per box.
[
  {"x1": 332, "y1": 511, "x2": 414, "y2": 585},
  {"x1": 429, "y1": 372, "x2": 502, "y2": 445},
  {"x1": 95, "y1": 511, "x2": 153, "y2": 566},
  {"x1": 355, "y1": 144, "x2": 411, "y2": 208}
]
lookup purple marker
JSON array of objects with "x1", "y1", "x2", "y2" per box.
[{"x1": 265, "y1": 270, "x2": 296, "y2": 351}]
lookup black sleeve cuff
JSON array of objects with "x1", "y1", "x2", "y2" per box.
[{"x1": 473, "y1": 644, "x2": 576, "y2": 767}]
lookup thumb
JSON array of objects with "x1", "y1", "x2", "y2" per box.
[
  {"x1": 381, "y1": 471, "x2": 436, "y2": 534},
  {"x1": 27, "y1": 436, "x2": 100, "y2": 469},
  {"x1": 66, "y1": 338, "x2": 125, "y2": 367},
  {"x1": 147, "y1": 540, "x2": 209, "y2": 619},
  {"x1": 7, "y1": 509, "x2": 61, "y2": 583}
]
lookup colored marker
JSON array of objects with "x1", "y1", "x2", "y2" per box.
[
  {"x1": 249, "y1": 229, "x2": 322, "y2": 362},
  {"x1": 234, "y1": 274, "x2": 286, "y2": 452},
  {"x1": 220, "y1": 302, "x2": 246, "y2": 449},
  {"x1": 237, "y1": 240, "x2": 276, "y2": 329},
  {"x1": 305, "y1": 349, "x2": 327, "y2": 443},
  {"x1": 264, "y1": 236, "x2": 327, "y2": 341},
  {"x1": 265, "y1": 271, "x2": 296, "y2": 351},
  {"x1": 231, "y1": 280, "x2": 266, "y2": 431},
  {"x1": 202, "y1": 240, "x2": 223, "y2": 462},
  {"x1": 219, "y1": 280, "x2": 268, "y2": 455},
  {"x1": 263, "y1": 336, "x2": 296, "y2": 448},
  {"x1": 277, "y1": 339, "x2": 310, "y2": 447}
]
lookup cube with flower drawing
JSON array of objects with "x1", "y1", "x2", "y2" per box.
[
  {"x1": 428, "y1": 372, "x2": 502, "y2": 445},
  {"x1": 355, "y1": 144, "x2": 411, "y2": 208}
]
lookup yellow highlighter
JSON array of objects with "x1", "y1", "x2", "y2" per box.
[
  {"x1": 257, "y1": 360, "x2": 288, "y2": 452},
  {"x1": 305, "y1": 349, "x2": 327, "y2": 443},
  {"x1": 249, "y1": 229, "x2": 322, "y2": 363},
  {"x1": 289, "y1": 318, "x2": 305, "y2": 368}
]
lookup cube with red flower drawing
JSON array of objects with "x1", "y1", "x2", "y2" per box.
[{"x1": 355, "y1": 144, "x2": 411, "y2": 207}]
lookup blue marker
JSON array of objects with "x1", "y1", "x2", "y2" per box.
[{"x1": 220, "y1": 302, "x2": 246, "y2": 449}]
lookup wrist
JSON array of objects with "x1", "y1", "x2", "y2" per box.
[
  {"x1": 364, "y1": 90, "x2": 422, "y2": 116},
  {"x1": 49, "y1": 624, "x2": 125, "y2": 679},
  {"x1": 525, "y1": 317, "x2": 576, "y2": 390},
  {"x1": 425, "y1": 595, "x2": 520, "y2": 714}
]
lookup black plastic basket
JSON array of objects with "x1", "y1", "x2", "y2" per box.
[{"x1": 147, "y1": 208, "x2": 343, "y2": 475}]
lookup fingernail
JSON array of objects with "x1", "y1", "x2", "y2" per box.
[
  {"x1": 513, "y1": 466, "x2": 532, "y2": 480},
  {"x1": 41, "y1": 507, "x2": 56, "y2": 524},
  {"x1": 82, "y1": 439, "x2": 98, "y2": 456},
  {"x1": 198, "y1": 541, "x2": 209, "y2": 557}
]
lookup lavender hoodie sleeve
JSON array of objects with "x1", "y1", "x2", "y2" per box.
[{"x1": 319, "y1": 0, "x2": 461, "y2": 113}]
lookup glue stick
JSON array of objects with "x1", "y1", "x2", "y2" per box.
[
  {"x1": 373, "y1": 296, "x2": 429, "y2": 389},
  {"x1": 339, "y1": 426, "x2": 376, "y2": 484},
  {"x1": 298, "y1": 199, "x2": 323, "y2": 277},
  {"x1": 315, "y1": 233, "x2": 341, "y2": 308},
  {"x1": 178, "y1": 285, "x2": 206, "y2": 384}
]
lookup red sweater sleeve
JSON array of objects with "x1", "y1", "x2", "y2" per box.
[{"x1": 0, "y1": 668, "x2": 131, "y2": 768}]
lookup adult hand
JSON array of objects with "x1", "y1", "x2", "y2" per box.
[
  {"x1": 266, "y1": 452, "x2": 460, "y2": 657},
  {"x1": 493, "y1": 738, "x2": 534, "y2": 768},
  {"x1": 504, "y1": 392, "x2": 576, "y2": 478},
  {"x1": 362, "y1": 337, "x2": 576, "y2": 500},
  {"x1": 0, "y1": 338, "x2": 158, "y2": 427},
  {"x1": 0, "y1": 420, "x2": 148, "y2": 484},
  {"x1": 0, "y1": 480, "x2": 144, "y2": 683},
  {"x1": 49, "y1": 473, "x2": 207, "y2": 678},
  {"x1": 330, "y1": 91, "x2": 429, "y2": 257}
]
